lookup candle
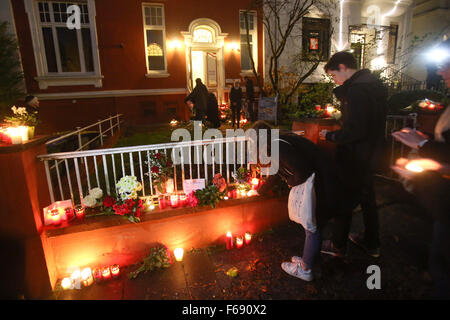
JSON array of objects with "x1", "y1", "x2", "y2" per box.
[
  {"x1": 111, "y1": 264, "x2": 120, "y2": 279},
  {"x1": 159, "y1": 196, "x2": 167, "y2": 209},
  {"x1": 61, "y1": 277, "x2": 72, "y2": 290},
  {"x1": 49, "y1": 209, "x2": 61, "y2": 226},
  {"x1": 224, "y1": 196, "x2": 229, "y2": 200},
  {"x1": 170, "y1": 194, "x2": 179, "y2": 208},
  {"x1": 232, "y1": 189, "x2": 238, "y2": 199},
  {"x1": 65, "y1": 207, "x2": 74, "y2": 220},
  {"x1": 18, "y1": 126, "x2": 29, "y2": 142},
  {"x1": 149, "y1": 204, "x2": 155, "y2": 210},
  {"x1": 174, "y1": 248, "x2": 184, "y2": 262},
  {"x1": 81, "y1": 267, "x2": 93, "y2": 287},
  {"x1": 70, "y1": 269, "x2": 81, "y2": 287},
  {"x1": 75, "y1": 205, "x2": 85, "y2": 220},
  {"x1": 179, "y1": 194, "x2": 187, "y2": 207},
  {"x1": 7, "y1": 127, "x2": 22, "y2": 144},
  {"x1": 93, "y1": 268, "x2": 102, "y2": 283},
  {"x1": 251, "y1": 178, "x2": 260, "y2": 190},
  {"x1": 315, "y1": 105, "x2": 321, "y2": 111},
  {"x1": 227, "y1": 191, "x2": 233, "y2": 199},
  {"x1": 226, "y1": 231, "x2": 233, "y2": 250},
  {"x1": 239, "y1": 189, "x2": 247, "y2": 198},
  {"x1": 245, "y1": 232, "x2": 252, "y2": 245},
  {"x1": 102, "y1": 266, "x2": 111, "y2": 280},
  {"x1": 236, "y1": 236, "x2": 244, "y2": 249}
]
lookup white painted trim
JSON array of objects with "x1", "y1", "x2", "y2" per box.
[
  {"x1": 34, "y1": 74, "x2": 104, "y2": 89},
  {"x1": 145, "y1": 72, "x2": 170, "y2": 78},
  {"x1": 36, "y1": 88, "x2": 189, "y2": 100}
]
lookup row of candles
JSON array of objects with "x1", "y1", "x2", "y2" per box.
[
  {"x1": 227, "y1": 231, "x2": 252, "y2": 250},
  {"x1": 0, "y1": 126, "x2": 30, "y2": 145},
  {"x1": 48, "y1": 205, "x2": 85, "y2": 226},
  {"x1": 61, "y1": 264, "x2": 120, "y2": 290}
]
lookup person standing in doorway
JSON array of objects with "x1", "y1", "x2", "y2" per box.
[
  {"x1": 229, "y1": 80, "x2": 243, "y2": 128},
  {"x1": 319, "y1": 51, "x2": 388, "y2": 258},
  {"x1": 185, "y1": 78, "x2": 208, "y2": 123}
]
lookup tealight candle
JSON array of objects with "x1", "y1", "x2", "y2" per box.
[
  {"x1": 170, "y1": 194, "x2": 179, "y2": 208},
  {"x1": 236, "y1": 236, "x2": 244, "y2": 249},
  {"x1": 93, "y1": 268, "x2": 102, "y2": 283},
  {"x1": 174, "y1": 248, "x2": 184, "y2": 262},
  {"x1": 226, "y1": 231, "x2": 233, "y2": 250},
  {"x1": 102, "y1": 266, "x2": 111, "y2": 280},
  {"x1": 245, "y1": 232, "x2": 252, "y2": 245},
  {"x1": 251, "y1": 178, "x2": 260, "y2": 190},
  {"x1": 49, "y1": 209, "x2": 61, "y2": 226},
  {"x1": 81, "y1": 267, "x2": 93, "y2": 287},
  {"x1": 111, "y1": 264, "x2": 120, "y2": 278},
  {"x1": 75, "y1": 205, "x2": 85, "y2": 220},
  {"x1": 61, "y1": 277, "x2": 72, "y2": 290}
]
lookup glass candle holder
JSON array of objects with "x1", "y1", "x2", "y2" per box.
[
  {"x1": 245, "y1": 232, "x2": 252, "y2": 245},
  {"x1": 61, "y1": 277, "x2": 72, "y2": 290},
  {"x1": 111, "y1": 264, "x2": 120, "y2": 279},
  {"x1": 93, "y1": 268, "x2": 102, "y2": 283},
  {"x1": 102, "y1": 266, "x2": 111, "y2": 280},
  {"x1": 159, "y1": 195, "x2": 167, "y2": 209},
  {"x1": 174, "y1": 248, "x2": 184, "y2": 262},
  {"x1": 75, "y1": 205, "x2": 85, "y2": 220},
  {"x1": 49, "y1": 209, "x2": 61, "y2": 226},
  {"x1": 226, "y1": 231, "x2": 233, "y2": 250},
  {"x1": 236, "y1": 236, "x2": 244, "y2": 249},
  {"x1": 170, "y1": 194, "x2": 179, "y2": 208},
  {"x1": 81, "y1": 267, "x2": 93, "y2": 287}
]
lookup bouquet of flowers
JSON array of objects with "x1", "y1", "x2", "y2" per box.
[
  {"x1": 231, "y1": 167, "x2": 251, "y2": 185},
  {"x1": 82, "y1": 187, "x2": 104, "y2": 208},
  {"x1": 145, "y1": 152, "x2": 173, "y2": 194},
  {"x1": 4, "y1": 106, "x2": 39, "y2": 127},
  {"x1": 113, "y1": 176, "x2": 144, "y2": 223},
  {"x1": 212, "y1": 173, "x2": 227, "y2": 192}
]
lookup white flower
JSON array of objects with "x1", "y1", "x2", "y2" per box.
[
  {"x1": 89, "y1": 187, "x2": 103, "y2": 199},
  {"x1": 82, "y1": 195, "x2": 98, "y2": 207}
]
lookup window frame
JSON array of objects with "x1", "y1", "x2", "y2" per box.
[
  {"x1": 301, "y1": 17, "x2": 331, "y2": 62},
  {"x1": 239, "y1": 10, "x2": 258, "y2": 74},
  {"x1": 25, "y1": 0, "x2": 103, "y2": 89},
  {"x1": 142, "y1": 3, "x2": 169, "y2": 78}
]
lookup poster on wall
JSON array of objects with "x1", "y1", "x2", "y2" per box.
[{"x1": 258, "y1": 96, "x2": 277, "y2": 124}]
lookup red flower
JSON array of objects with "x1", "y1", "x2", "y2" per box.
[
  {"x1": 125, "y1": 198, "x2": 135, "y2": 209},
  {"x1": 135, "y1": 208, "x2": 141, "y2": 217},
  {"x1": 154, "y1": 153, "x2": 162, "y2": 159},
  {"x1": 113, "y1": 204, "x2": 129, "y2": 216},
  {"x1": 103, "y1": 195, "x2": 116, "y2": 207},
  {"x1": 151, "y1": 165, "x2": 160, "y2": 174}
]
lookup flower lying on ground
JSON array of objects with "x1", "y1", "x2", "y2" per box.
[
  {"x1": 116, "y1": 176, "x2": 142, "y2": 201},
  {"x1": 82, "y1": 194, "x2": 97, "y2": 207}
]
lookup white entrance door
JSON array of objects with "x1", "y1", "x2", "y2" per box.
[{"x1": 191, "y1": 50, "x2": 218, "y2": 91}]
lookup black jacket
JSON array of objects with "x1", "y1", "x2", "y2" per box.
[
  {"x1": 245, "y1": 79, "x2": 254, "y2": 101},
  {"x1": 259, "y1": 132, "x2": 352, "y2": 229},
  {"x1": 206, "y1": 93, "x2": 220, "y2": 128},
  {"x1": 326, "y1": 69, "x2": 388, "y2": 178},
  {"x1": 230, "y1": 86, "x2": 242, "y2": 108},
  {"x1": 185, "y1": 83, "x2": 208, "y2": 113}
]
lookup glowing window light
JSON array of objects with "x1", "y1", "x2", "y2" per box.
[
  {"x1": 147, "y1": 43, "x2": 163, "y2": 56},
  {"x1": 193, "y1": 28, "x2": 213, "y2": 43}
]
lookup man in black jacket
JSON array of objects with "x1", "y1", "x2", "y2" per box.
[
  {"x1": 185, "y1": 78, "x2": 208, "y2": 123},
  {"x1": 319, "y1": 52, "x2": 388, "y2": 258}
]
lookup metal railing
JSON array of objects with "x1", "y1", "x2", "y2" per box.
[
  {"x1": 38, "y1": 135, "x2": 263, "y2": 205},
  {"x1": 46, "y1": 114, "x2": 122, "y2": 151}
]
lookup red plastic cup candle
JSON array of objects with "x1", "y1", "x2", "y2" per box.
[
  {"x1": 179, "y1": 194, "x2": 187, "y2": 207},
  {"x1": 75, "y1": 205, "x2": 85, "y2": 220},
  {"x1": 111, "y1": 264, "x2": 120, "y2": 278},
  {"x1": 226, "y1": 231, "x2": 233, "y2": 250},
  {"x1": 227, "y1": 191, "x2": 233, "y2": 199},
  {"x1": 49, "y1": 209, "x2": 61, "y2": 226},
  {"x1": 65, "y1": 207, "x2": 74, "y2": 220},
  {"x1": 81, "y1": 267, "x2": 93, "y2": 287},
  {"x1": 232, "y1": 189, "x2": 238, "y2": 199},
  {"x1": 170, "y1": 194, "x2": 179, "y2": 208},
  {"x1": 102, "y1": 266, "x2": 111, "y2": 280},
  {"x1": 93, "y1": 268, "x2": 102, "y2": 283},
  {"x1": 159, "y1": 196, "x2": 167, "y2": 209},
  {"x1": 236, "y1": 236, "x2": 244, "y2": 249},
  {"x1": 245, "y1": 232, "x2": 252, "y2": 245},
  {"x1": 315, "y1": 105, "x2": 322, "y2": 111}
]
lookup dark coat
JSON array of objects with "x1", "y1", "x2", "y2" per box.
[
  {"x1": 230, "y1": 86, "x2": 242, "y2": 109},
  {"x1": 206, "y1": 93, "x2": 220, "y2": 128},
  {"x1": 326, "y1": 69, "x2": 388, "y2": 182},
  {"x1": 185, "y1": 82, "x2": 208, "y2": 114},
  {"x1": 245, "y1": 79, "x2": 254, "y2": 101},
  {"x1": 259, "y1": 132, "x2": 352, "y2": 229}
]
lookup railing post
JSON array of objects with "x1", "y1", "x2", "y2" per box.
[
  {"x1": 99, "y1": 120, "x2": 103, "y2": 146},
  {"x1": 76, "y1": 127, "x2": 82, "y2": 151},
  {"x1": 110, "y1": 115, "x2": 114, "y2": 136}
]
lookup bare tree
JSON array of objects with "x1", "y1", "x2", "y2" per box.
[{"x1": 242, "y1": 0, "x2": 337, "y2": 106}]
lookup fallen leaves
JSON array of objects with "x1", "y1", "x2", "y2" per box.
[{"x1": 226, "y1": 267, "x2": 239, "y2": 278}]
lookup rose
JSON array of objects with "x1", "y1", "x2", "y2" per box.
[
  {"x1": 154, "y1": 153, "x2": 162, "y2": 159},
  {"x1": 151, "y1": 166, "x2": 160, "y2": 174},
  {"x1": 113, "y1": 203, "x2": 130, "y2": 216},
  {"x1": 103, "y1": 195, "x2": 116, "y2": 207},
  {"x1": 89, "y1": 187, "x2": 103, "y2": 199}
]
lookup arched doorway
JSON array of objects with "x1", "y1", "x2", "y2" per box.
[{"x1": 181, "y1": 19, "x2": 228, "y2": 104}]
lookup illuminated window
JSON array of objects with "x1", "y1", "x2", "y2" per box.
[
  {"x1": 239, "y1": 11, "x2": 258, "y2": 72},
  {"x1": 147, "y1": 43, "x2": 163, "y2": 56},
  {"x1": 193, "y1": 28, "x2": 213, "y2": 43},
  {"x1": 143, "y1": 4, "x2": 166, "y2": 72}
]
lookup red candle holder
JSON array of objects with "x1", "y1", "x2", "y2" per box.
[
  {"x1": 102, "y1": 267, "x2": 111, "y2": 280},
  {"x1": 245, "y1": 232, "x2": 252, "y2": 245},
  {"x1": 75, "y1": 205, "x2": 85, "y2": 220},
  {"x1": 49, "y1": 209, "x2": 61, "y2": 226},
  {"x1": 232, "y1": 189, "x2": 238, "y2": 199},
  {"x1": 226, "y1": 231, "x2": 233, "y2": 250},
  {"x1": 65, "y1": 207, "x2": 74, "y2": 220},
  {"x1": 179, "y1": 194, "x2": 187, "y2": 207},
  {"x1": 227, "y1": 191, "x2": 233, "y2": 199},
  {"x1": 93, "y1": 268, "x2": 102, "y2": 283},
  {"x1": 251, "y1": 178, "x2": 260, "y2": 190},
  {"x1": 236, "y1": 236, "x2": 244, "y2": 249},
  {"x1": 170, "y1": 194, "x2": 179, "y2": 208},
  {"x1": 111, "y1": 264, "x2": 120, "y2": 279},
  {"x1": 159, "y1": 196, "x2": 167, "y2": 209}
]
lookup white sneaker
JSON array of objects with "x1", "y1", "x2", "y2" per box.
[
  {"x1": 281, "y1": 261, "x2": 313, "y2": 281},
  {"x1": 291, "y1": 256, "x2": 302, "y2": 264}
]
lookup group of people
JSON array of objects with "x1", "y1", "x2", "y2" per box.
[
  {"x1": 257, "y1": 44, "x2": 450, "y2": 299},
  {"x1": 184, "y1": 76, "x2": 256, "y2": 128}
]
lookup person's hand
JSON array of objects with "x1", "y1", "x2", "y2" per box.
[
  {"x1": 392, "y1": 128, "x2": 429, "y2": 150},
  {"x1": 391, "y1": 157, "x2": 443, "y2": 180},
  {"x1": 319, "y1": 129, "x2": 328, "y2": 140}
]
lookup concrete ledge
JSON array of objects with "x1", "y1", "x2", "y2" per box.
[{"x1": 43, "y1": 195, "x2": 289, "y2": 287}]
